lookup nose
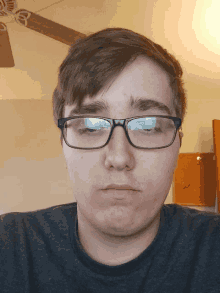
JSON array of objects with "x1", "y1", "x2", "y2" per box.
[
  {"x1": 109, "y1": 124, "x2": 130, "y2": 149},
  {"x1": 104, "y1": 123, "x2": 134, "y2": 171}
]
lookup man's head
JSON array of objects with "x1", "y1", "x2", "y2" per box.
[{"x1": 52, "y1": 28, "x2": 187, "y2": 237}]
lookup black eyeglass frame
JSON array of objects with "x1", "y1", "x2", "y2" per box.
[{"x1": 58, "y1": 115, "x2": 182, "y2": 150}]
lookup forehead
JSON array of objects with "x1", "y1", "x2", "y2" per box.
[{"x1": 64, "y1": 56, "x2": 175, "y2": 117}]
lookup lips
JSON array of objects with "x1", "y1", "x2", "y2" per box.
[{"x1": 104, "y1": 184, "x2": 138, "y2": 191}]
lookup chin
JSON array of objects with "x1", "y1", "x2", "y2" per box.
[{"x1": 95, "y1": 206, "x2": 143, "y2": 233}]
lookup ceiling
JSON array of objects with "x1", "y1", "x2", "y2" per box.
[
  {"x1": 1, "y1": 0, "x2": 65, "y2": 23},
  {"x1": 0, "y1": 0, "x2": 116, "y2": 100},
  {"x1": 1, "y1": 0, "x2": 220, "y2": 100},
  {"x1": 0, "y1": 0, "x2": 106, "y2": 33}
]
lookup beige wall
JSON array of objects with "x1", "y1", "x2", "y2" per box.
[{"x1": 1, "y1": 0, "x2": 220, "y2": 214}]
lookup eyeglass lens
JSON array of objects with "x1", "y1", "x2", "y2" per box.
[{"x1": 63, "y1": 117, "x2": 176, "y2": 149}]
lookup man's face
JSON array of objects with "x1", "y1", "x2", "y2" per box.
[{"x1": 63, "y1": 56, "x2": 181, "y2": 237}]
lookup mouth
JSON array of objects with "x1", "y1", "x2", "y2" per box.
[
  {"x1": 101, "y1": 189, "x2": 137, "y2": 202},
  {"x1": 104, "y1": 184, "x2": 138, "y2": 191}
]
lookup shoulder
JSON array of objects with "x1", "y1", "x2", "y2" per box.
[
  {"x1": 0, "y1": 202, "x2": 77, "y2": 244},
  {"x1": 162, "y1": 204, "x2": 220, "y2": 237},
  {"x1": 0, "y1": 201, "x2": 77, "y2": 220}
]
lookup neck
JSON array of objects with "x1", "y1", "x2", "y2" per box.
[{"x1": 77, "y1": 211, "x2": 161, "y2": 266}]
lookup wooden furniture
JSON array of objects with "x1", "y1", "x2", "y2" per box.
[
  {"x1": 173, "y1": 152, "x2": 216, "y2": 208},
  {"x1": 213, "y1": 119, "x2": 220, "y2": 213}
]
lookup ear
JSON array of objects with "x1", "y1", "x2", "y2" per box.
[{"x1": 179, "y1": 131, "x2": 183, "y2": 147}]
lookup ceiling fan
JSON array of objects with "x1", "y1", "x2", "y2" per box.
[{"x1": 0, "y1": 0, "x2": 86, "y2": 67}]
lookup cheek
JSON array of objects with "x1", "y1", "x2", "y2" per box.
[
  {"x1": 160, "y1": 152, "x2": 178, "y2": 174},
  {"x1": 139, "y1": 141, "x2": 179, "y2": 192},
  {"x1": 160, "y1": 148, "x2": 179, "y2": 180},
  {"x1": 65, "y1": 150, "x2": 99, "y2": 184},
  {"x1": 140, "y1": 151, "x2": 177, "y2": 178},
  {"x1": 157, "y1": 131, "x2": 180, "y2": 172}
]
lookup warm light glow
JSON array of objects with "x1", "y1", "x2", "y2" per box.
[
  {"x1": 204, "y1": 0, "x2": 220, "y2": 44},
  {"x1": 192, "y1": 0, "x2": 220, "y2": 53}
]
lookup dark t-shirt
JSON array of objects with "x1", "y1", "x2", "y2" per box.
[{"x1": 1, "y1": 202, "x2": 220, "y2": 293}]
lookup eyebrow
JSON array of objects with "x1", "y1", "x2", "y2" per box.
[{"x1": 69, "y1": 96, "x2": 172, "y2": 116}]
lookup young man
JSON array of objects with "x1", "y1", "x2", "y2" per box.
[{"x1": 1, "y1": 28, "x2": 220, "y2": 292}]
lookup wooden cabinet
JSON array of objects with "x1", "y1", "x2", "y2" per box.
[
  {"x1": 213, "y1": 119, "x2": 220, "y2": 213},
  {"x1": 173, "y1": 153, "x2": 216, "y2": 206}
]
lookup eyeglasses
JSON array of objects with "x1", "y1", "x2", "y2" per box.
[{"x1": 58, "y1": 115, "x2": 182, "y2": 150}]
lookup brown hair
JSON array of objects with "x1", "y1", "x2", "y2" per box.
[{"x1": 52, "y1": 27, "x2": 187, "y2": 146}]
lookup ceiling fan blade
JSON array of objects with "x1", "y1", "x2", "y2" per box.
[
  {"x1": 0, "y1": 22, "x2": 15, "y2": 67},
  {"x1": 14, "y1": 9, "x2": 86, "y2": 46}
]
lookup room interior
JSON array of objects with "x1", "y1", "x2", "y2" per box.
[{"x1": 1, "y1": 0, "x2": 220, "y2": 214}]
